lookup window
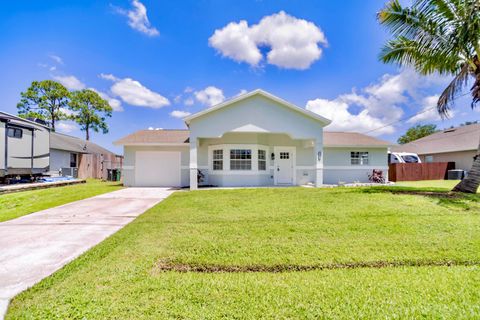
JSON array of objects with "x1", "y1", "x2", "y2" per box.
[
  {"x1": 401, "y1": 155, "x2": 420, "y2": 163},
  {"x1": 351, "y1": 152, "x2": 369, "y2": 165},
  {"x1": 425, "y1": 155, "x2": 433, "y2": 163},
  {"x1": 280, "y1": 152, "x2": 290, "y2": 159},
  {"x1": 258, "y1": 149, "x2": 266, "y2": 171},
  {"x1": 212, "y1": 149, "x2": 223, "y2": 170},
  {"x1": 70, "y1": 153, "x2": 77, "y2": 168},
  {"x1": 388, "y1": 153, "x2": 400, "y2": 164},
  {"x1": 230, "y1": 149, "x2": 251, "y2": 170},
  {"x1": 7, "y1": 127, "x2": 23, "y2": 139}
]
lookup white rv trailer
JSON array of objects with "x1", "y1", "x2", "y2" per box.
[{"x1": 0, "y1": 112, "x2": 50, "y2": 180}]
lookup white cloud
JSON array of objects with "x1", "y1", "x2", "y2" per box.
[
  {"x1": 170, "y1": 110, "x2": 191, "y2": 118},
  {"x1": 407, "y1": 95, "x2": 452, "y2": 123},
  {"x1": 101, "y1": 73, "x2": 170, "y2": 108},
  {"x1": 306, "y1": 69, "x2": 444, "y2": 136},
  {"x1": 306, "y1": 98, "x2": 396, "y2": 135},
  {"x1": 184, "y1": 97, "x2": 194, "y2": 106},
  {"x1": 90, "y1": 88, "x2": 124, "y2": 112},
  {"x1": 99, "y1": 73, "x2": 119, "y2": 81},
  {"x1": 116, "y1": 0, "x2": 159, "y2": 37},
  {"x1": 173, "y1": 95, "x2": 182, "y2": 104},
  {"x1": 52, "y1": 75, "x2": 86, "y2": 90},
  {"x1": 59, "y1": 107, "x2": 77, "y2": 117},
  {"x1": 209, "y1": 11, "x2": 327, "y2": 70},
  {"x1": 194, "y1": 86, "x2": 225, "y2": 106},
  {"x1": 237, "y1": 89, "x2": 248, "y2": 96},
  {"x1": 49, "y1": 54, "x2": 63, "y2": 65},
  {"x1": 56, "y1": 121, "x2": 78, "y2": 133}
]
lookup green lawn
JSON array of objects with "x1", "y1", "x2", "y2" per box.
[
  {"x1": 0, "y1": 179, "x2": 122, "y2": 222},
  {"x1": 395, "y1": 179, "x2": 464, "y2": 190},
  {"x1": 7, "y1": 186, "x2": 480, "y2": 319}
]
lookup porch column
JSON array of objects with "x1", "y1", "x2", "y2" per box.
[
  {"x1": 189, "y1": 138, "x2": 198, "y2": 190},
  {"x1": 314, "y1": 140, "x2": 324, "y2": 187}
]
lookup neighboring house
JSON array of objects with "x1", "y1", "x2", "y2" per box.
[
  {"x1": 115, "y1": 89, "x2": 390, "y2": 189},
  {"x1": 50, "y1": 131, "x2": 123, "y2": 179},
  {"x1": 0, "y1": 112, "x2": 50, "y2": 180},
  {"x1": 392, "y1": 123, "x2": 480, "y2": 171}
]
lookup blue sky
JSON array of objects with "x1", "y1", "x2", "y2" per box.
[{"x1": 0, "y1": 0, "x2": 477, "y2": 153}]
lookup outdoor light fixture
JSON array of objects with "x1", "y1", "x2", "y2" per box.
[{"x1": 317, "y1": 151, "x2": 322, "y2": 161}]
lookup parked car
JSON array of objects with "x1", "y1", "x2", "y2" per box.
[{"x1": 388, "y1": 152, "x2": 422, "y2": 164}]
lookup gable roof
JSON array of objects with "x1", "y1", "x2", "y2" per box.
[
  {"x1": 323, "y1": 132, "x2": 391, "y2": 147},
  {"x1": 183, "y1": 89, "x2": 331, "y2": 126},
  {"x1": 392, "y1": 123, "x2": 480, "y2": 154},
  {"x1": 113, "y1": 129, "x2": 189, "y2": 146},
  {"x1": 51, "y1": 132, "x2": 116, "y2": 155}
]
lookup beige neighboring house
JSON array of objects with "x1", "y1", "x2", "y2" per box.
[
  {"x1": 115, "y1": 89, "x2": 391, "y2": 188},
  {"x1": 50, "y1": 132, "x2": 123, "y2": 179},
  {"x1": 392, "y1": 123, "x2": 480, "y2": 171}
]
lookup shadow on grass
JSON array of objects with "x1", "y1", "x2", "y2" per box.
[
  {"x1": 358, "y1": 186, "x2": 479, "y2": 211},
  {"x1": 155, "y1": 259, "x2": 480, "y2": 273}
]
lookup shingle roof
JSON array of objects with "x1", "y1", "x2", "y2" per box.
[
  {"x1": 113, "y1": 129, "x2": 190, "y2": 145},
  {"x1": 50, "y1": 132, "x2": 116, "y2": 155},
  {"x1": 114, "y1": 129, "x2": 389, "y2": 147},
  {"x1": 391, "y1": 123, "x2": 480, "y2": 154},
  {"x1": 323, "y1": 131, "x2": 391, "y2": 147}
]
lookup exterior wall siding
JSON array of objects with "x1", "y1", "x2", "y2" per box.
[
  {"x1": 323, "y1": 147, "x2": 389, "y2": 184},
  {"x1": 420, "y1": 150, "x2": 476, "y2": 171},
  {"x1": 49, "y1": 149, "x2": 74, "y2": 173}
]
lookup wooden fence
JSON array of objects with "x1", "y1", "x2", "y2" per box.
[
  {"x1": 388, "y1": 162, "x2": 455, "y2": 182},
  {"x1": 78, "y1": 153, "x2": 123, "y2": 180}
]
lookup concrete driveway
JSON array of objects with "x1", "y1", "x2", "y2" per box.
[{"x1": 0, "y1": 187, "x2": 175, "y2": 318}]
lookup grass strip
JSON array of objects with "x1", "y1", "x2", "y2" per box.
[{"x1": 156, "y1": 259, "x2": 480, "y2": 273}]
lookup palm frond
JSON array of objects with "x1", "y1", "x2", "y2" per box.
[
  {"x1": 380, "y1": 37, "x2": 459, "y2": 75},
  {"x1": 437, "y1": 63, "x2": 470, "y2": 117}
]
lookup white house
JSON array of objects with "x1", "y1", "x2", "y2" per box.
[{"x1": 115, "y1": 89, "x2": 390, "y2": 189}]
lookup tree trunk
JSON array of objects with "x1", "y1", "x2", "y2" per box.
[
  {"x1": 86, "y1": 126, "x2": 90, "y2": 141},
  {"x1": 453, "y1": 58, "x2": 480, "y2": 193}
]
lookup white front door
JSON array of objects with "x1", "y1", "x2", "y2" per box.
[{"x1": 275, "y1": 148, "x2": 294, "y2": 185}]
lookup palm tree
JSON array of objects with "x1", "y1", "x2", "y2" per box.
[{"x1": 378, "y1": 0, "x2": 480, "y2": 193}]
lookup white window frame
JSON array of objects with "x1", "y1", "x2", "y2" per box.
[
  {"x1": 350, "y1": 151, "x2": 369, "y2": 165},
  {"x1": 212, "y1": 149, "x2": 223, "y2": 170},
  {"x1": 207, "y1": 144, "x2": 270, "y2": 175},
  {"x1": 258, "y1": 149, "x2": 267, "y2": 171},
  {"x1": 230, "y1": 149, "x2": 252, "y2": 171}
]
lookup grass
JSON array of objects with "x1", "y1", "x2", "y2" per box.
[
  {"x1": 6, "y1": 186, "x2": 480, "y2": 319},
  {"x1": 394, "y1": 179, "x2": 464, "y2": 190},
  {"x1": 0, "y1": 179, "x2": 122, "y2": 222}
]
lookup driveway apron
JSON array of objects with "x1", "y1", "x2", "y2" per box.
[{"x1": 0, "y1": 187, "x2": 175, "y2": 318}]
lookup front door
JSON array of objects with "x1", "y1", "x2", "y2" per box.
[{"x1": 275, "y1": 148, "x2": 294, "y2": 185}]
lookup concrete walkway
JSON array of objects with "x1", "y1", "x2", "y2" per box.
[{"x1": 0, "y1": 187, "x2": 175, "y2": 318}]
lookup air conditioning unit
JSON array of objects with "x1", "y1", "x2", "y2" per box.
[
  {"x1": 447, "y1": 169, "x2": 466, "y2": 180},
  {"x1": 61, "y1": 167, "x2": 78, "y2": 178}
]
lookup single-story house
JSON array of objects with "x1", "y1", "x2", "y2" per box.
[
  {"x1": 392, "y1": 123, "x2": 480, "y2": 171},
  {"x1": 50, "y1": 131, "x2": 123, "y2": 179},
  {"x1": 115, "y1": 89, "x2": 391, "y2": 189}
]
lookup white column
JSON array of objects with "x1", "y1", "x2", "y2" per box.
[
  {"x1": 190, "y1": 138, "x2": 198, "y2": 190},
  {"x1": 314, "y1": 140, "x2": 323, "y2": 187}
]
